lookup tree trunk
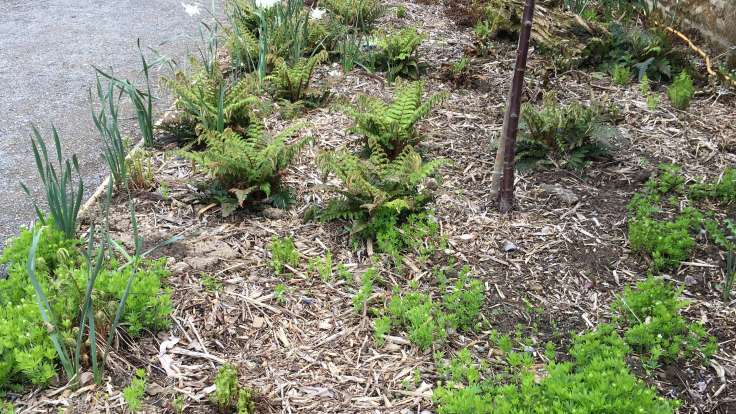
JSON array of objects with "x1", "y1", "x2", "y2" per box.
[{"x1": 495, "y1": 0, "x2": 535, "y2": 213}]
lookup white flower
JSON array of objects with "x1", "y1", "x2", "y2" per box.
[
  {"x1": 310, "y1": 8, "x2": 327, "y2": 20},
  {"x1": 254, "y1": 0, "x2": 280, "y2": 9},
  {"x1": 181, "y1": 2, "x2": 201, "y2": 16}
]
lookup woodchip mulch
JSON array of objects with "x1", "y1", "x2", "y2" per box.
[{"x1": 13, "y1": 1, "x2": 736, "y2": 413}]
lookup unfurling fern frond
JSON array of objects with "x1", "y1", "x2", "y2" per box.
[
  {"x1": 164, "y1": 59, "x2": 260, "y2": 140},
  {"x1": 183, "y1": 119, "x2": 311, "y2": 214},
  {"x1": 267, "y1": 50, "x2": 329, "y2": 105},
  {"x1": 315, "y1": 143, "x2": 445, "y2": 238},
  {"x1": 345, "y1": 81, "x2": 447, "y2": 158}
]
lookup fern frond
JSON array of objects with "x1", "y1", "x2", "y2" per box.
[
  {"x1": 183, "y1": 122, "x2": 310, "y2": 207},
  {"x1": 345, "y1": 81, "x2": 444, "y2": 158},
  {"x1": 164, "y1": 63, "x2": 259, "y2": 138},
  {"x1": 316, "y1": 144, "x2": 444, "y2": 237},
  {"x1": 267, "y1": 50, "x2": 329, "y2": 104}
]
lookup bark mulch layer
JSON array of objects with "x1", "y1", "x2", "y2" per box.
[{"x1": 13, "y1": 1, "x2": 736, "y2": 413}]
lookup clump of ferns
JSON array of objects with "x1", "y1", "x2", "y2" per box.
[
  {"x1": 183, "y1": 118, "x2": 312, "y2": 215},
  {"x1": 313, "y1": 137, "x2": 446, "y2": 241},
  {"x1": 515, "y1": 94, "x2": 619, "y2": 170},
  {"x1": 345, "y1": 81, "x2": 447, "y2": 159},
  {"x1": 163, "y1": 59, "x2": 260, "y2": 141},
  {"x1": 266, "y1": 50, "x2": 330, "y2": 110},
  {"x1": 375, "y1": 27, "x2": 426, "y2": 82}
]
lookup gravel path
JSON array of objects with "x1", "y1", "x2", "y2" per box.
[{"x1": 0, "y1": 0, "x2": 216, "y2": 247}]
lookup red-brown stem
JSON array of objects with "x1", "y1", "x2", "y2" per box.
[{"x1": 497, "y1": 0, "x2": 535, "y2": 213}]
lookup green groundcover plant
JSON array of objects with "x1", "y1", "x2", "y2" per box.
[
  {"x1": 372, "y1": 266, "x2": 485, "y2": 350},
  {"x1": 612, "y1": 277, "x2": 717, "y2": 368},
  {"x1": 628, "y1": 164, "x2": 736, "y2": 270},
  {"x1": 434, "y1": 325, "x2": 677, "y2": 414},
  {"x1": 0, "y1": 222, "x2": 172, "y2": 389}
]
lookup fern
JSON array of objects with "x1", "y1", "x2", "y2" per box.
[
  {"x1": 267, "y1": 50, "x2": 329, "y2": 105},
  {"x1": 667, "y1": 71, "x2": 694, "y2": 110},
  {"x1": 316, "y1": 138, "x2": 445, "y2": 238},
  {"x1": 323, "y1": 0, "x2": 385, "y2": 33},
  {"x1": 516, "y1": 95, "x2": 616, "y2": 170},
  {"x1": 346, "y1": 81, "x2": 447, "y2": 158},
  {"x1": 376, "y1": 27, "x2": 426, "y2": 82},
  {"x1": 164, "y1": 59, "x2": 260, "y2": 139},
  {"x1": 184, "y1": 119, "x2": 311, "y2": 213},
  {"x1": 225, "y1": 0, "x2": 260, "y2": 71}
]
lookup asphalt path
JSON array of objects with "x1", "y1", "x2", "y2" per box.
[{"x1": 0, "y1": 0, "x2": 217, "y2": 247}]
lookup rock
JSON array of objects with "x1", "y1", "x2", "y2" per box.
[
  {"x1": 540, "y1": 184, "x2": 579, "y2": 205},
  {"x1": 263, "y1": 207, "x2": 286, "y2": 220},
  {"x1": 147, "y1": 382, "x2": 167, "y2": 396},
  {"x1": 502, "y1": 241, "x2": 519, "y2": 252},
  {"x1": 187, "y1": 256, "x2": 219, "y2": 270},
  {"x1": 192, "y1": 240, "x2": 238, "y2": 260},
  {"x1": 79, "y1": 371, "x2": 94, "y2": 386},
  {"x1": 170, "y1": 261, "x2": 191, "y2": 274},
  {"x1": 684, "y1": 275, "x2": 698, "y2": 287}
]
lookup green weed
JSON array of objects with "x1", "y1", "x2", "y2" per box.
[
  {"x1": 434, "y1": 325, "x2": 677, "y2": 414},
  {"x1": 612, "y1": 63, "x2": 632, "y2": 85},
  {"x1": 308, "y1": 252, "x2": 333, "y2": 281},
  {"x1": 373, "y1": 316, "x2": 392, "y2": 346},
  {"x1": 212, "y1": 364, "x2": 255, "y2": 414},
  {"x1": 375, "y1": 268, "x2": 484, "y2": 350},
  {"x1": 273, "y1": 283, "x2": 287, "y2": 304},
  {"x1": 442, "y1": 266, "x2": 485, "y2": 331},
  {"x1": 667, "y1": 71, "x2": 695, "y2": 110},
  {"x1": 171, "y1": 395, "x2": 185, "y2": 414},
  {"x1": 123, "y1": 369, "x2": 146, "y2": 412},
  {"x1": 352, "y1": 268, "x2": 376, "y2": 312},
  {"x1": 396, "y1": 5, "x2": 407, "y2": 18},
  {"x1": 628, "y1": 165, "x2": 736, "y2": 270},
  {"x1": 336, "y1": 263, "x2": 353, "y2": 282},
  {"x1": 270, "y1": 237, "x2": 300, "y2": 275},
  {"x1": 202, "y1": 275, "x2": 223, "y2": 292},
  {"x1": 387, "y1": 291, "x2": 446, "y2": 351},
  {"x1": 690, "y1": 168, "x2": 736, "y2": 203}
]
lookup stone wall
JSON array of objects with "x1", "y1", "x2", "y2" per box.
[{"x1": 655, "y1": 0, "x2": 736, "y2": 65}]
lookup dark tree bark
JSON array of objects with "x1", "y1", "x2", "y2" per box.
[{"x1": 494, "y1": 0, "x2": 536, "y2": 213}]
